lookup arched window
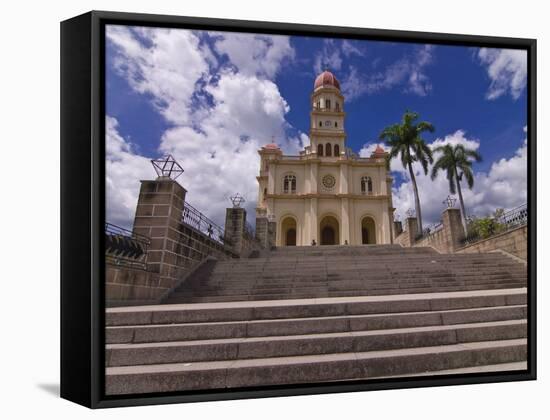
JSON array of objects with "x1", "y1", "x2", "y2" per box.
[
  {"x1": 334, "y1": 121, "x2": 338, "y2": 128},
  {"x1": 334, "y1": 144, "x2": 340, "y2": 156},
  {"x1": 317, "y1": 144, "x2": 324, "y2": 156},
  {"x1": 263, "y1": 187, "x2": 267, "y2": 202},
  {"x1": 319, "y1": 121, "x2": 322, "y2": 127},
  {"x1": 361, "y1": 176, "x2": 373, "y2": 194},
  {"x1": 283, "y1": 175, "x2": 297, "y2": 194},
  {"x1": 325, "y1": 99, "x2": 331, "y2": 109},
  {"x1": 335, "y1": 102, "x2": 340, "y2": 111},
  {"x1": 325, "y1": 143, "x2": 332, "y2": 157}
]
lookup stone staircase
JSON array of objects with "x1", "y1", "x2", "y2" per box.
[
  {"x1": 106, "y1": 288, "x2": 527, "y2": 394},
  {"x1": 105, "y1": 245, "x2": 528, "y2": 395},
  {"x1": 163, "y1": 245, "x2": 527, "y2": 304}
]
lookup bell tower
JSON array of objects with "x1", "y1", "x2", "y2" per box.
[{"x1": 310, "y1": 70, "x2": 346, "y2": 158}]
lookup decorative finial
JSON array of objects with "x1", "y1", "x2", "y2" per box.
[
  {"x1": 406, "y1": 208, "x2": 416, "y2": 218},
  {"x1": 230, "y1": 193, "x2": 245, "y2": 208},
  {"x1": 151, "y1": 155, "x2": 184, "y2": 180},
  {"x1": 443, "y1": 195, "x2": 457, "y2": 208}
]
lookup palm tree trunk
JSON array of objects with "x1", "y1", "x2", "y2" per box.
[
  {"x1": 408, "y1": 162, "x2": 423, "y2": 235},
  {"x1": 455, "y1": 168, "x2": 468, "y2": 234}
]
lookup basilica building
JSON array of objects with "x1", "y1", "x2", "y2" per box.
[{"x1": 255, "y1": 70, "x2": 395, "y2": 246}]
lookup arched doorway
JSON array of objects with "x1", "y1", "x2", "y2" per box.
[
  {"x1": 361, "y1": 216, "x2": 376, "y2": 244},
  {"x1": 320, "y1": 216, "x2": 339, "y2": 245},
  {"x1": 281, "y1": 217, "x2": 297, "y2": 246}
]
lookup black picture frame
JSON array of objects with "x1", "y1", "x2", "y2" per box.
[{"x1": 60, "y1": 10, "x2": 537, "y2": 409}]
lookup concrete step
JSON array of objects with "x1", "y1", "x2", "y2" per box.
[
  {"x1": 105, "y1": 338, "x2": 527, "y2": 394},
  {"x1": 107, "y1": 289, "x2": 527, "y2": 326},
  {"x1": 106, "y1": 319, "x2": 527, "y2": 366},
  {"x1": 169, "y1": 278, "x2": 527, "y2": 299},
  {"x1": 191, "y1": 273, "x2": 528, "y2": 287},
  {"x1": 106, "y1": 305, "x2": 526, "y2": 344}
]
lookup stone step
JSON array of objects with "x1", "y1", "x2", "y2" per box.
[
  {"x1": 107, "y1": 289, "x2": 526, "y2": 326},
  {"x1": 216, "y1": 259, "x2": 524, "y2": 270},
  {"x1": 167, "y1": 283, "x2": 528, "y2": 303},
  {"x1": 106, "y1": 319, "x2": 527, "y2": 367},
  {"x1": 106, "y1": 304, "x2": 526, "y2": 344},
  {"x1": 105, "y1": 338, "x2": 527, "y2": 394},
  {"x1": 210, "y1": 269, "x2": 527, "y2": 279},
  {"x1": 210, "y1": 269, "x2": 527, "y2": 280},
  {"x1": 198, "y1": 273, "x2": 528, "y2": 287},
  {"x1": 172, "y1": 277, "x2": 527, "y2": 296}
]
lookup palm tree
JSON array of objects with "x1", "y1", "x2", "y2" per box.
[
  {"x1": 430, "y1": 143, "x2": 482, "y2": 233},
  {"x1": 380, "y1": 111, "x2": 435, "y2": 235}
]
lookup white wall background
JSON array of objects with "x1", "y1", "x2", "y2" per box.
[{"x1": 0, "y1": 0, "x2": 547, "y2": 417}]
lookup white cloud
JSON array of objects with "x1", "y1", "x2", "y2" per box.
[
  {"x1": 477, "y1": 48, "x2": 527, "y2": 100},
  {"x1": 388, "y1": 129, "x2": 527, "y2": 226},
  {"x1": 342, "y1": 40, "x2": 365, "y2": 57},
  {"x1": 105, "y1": 116, "x2": 153, "y2": 229},
  {"x1": 314, "y1": 39, "x2": 344, "y2": 74},
  {"x1": 212, "y1": 32, "x2": 295, "y2": 78},
  {"x1": 158, "y1": 72, "x2": 297, "y2": 224},
  {"x1": 341, "y1": 45, "x2": 435, "y2": 101},
  {"x1": 107, "y1": 25, "x2": 212, "y2": 125},
  {"x1": 106, "y1": 26, "x2": 306, "y2": 228}
]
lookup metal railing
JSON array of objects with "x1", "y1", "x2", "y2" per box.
[
  {"x1": 105, "y1": 223, "x2": 151, "y2": 270},
  {"x1": 462, "y1": 203, "x2": 528, "y2": 246},
  {"x1": 182, "y1": 202, "x2": 226, "y2": 245},
  {"x1": 499, "y1": 203, "x2": 528, "y2": 227}
]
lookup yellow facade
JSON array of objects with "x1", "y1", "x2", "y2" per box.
[{"x1": 255, "y1": 71, "x2": 394, "y2": 246}]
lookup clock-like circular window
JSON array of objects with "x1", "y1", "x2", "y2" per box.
[{"x1": 322, "y1": 174, "x2": 336, "y2": 189}]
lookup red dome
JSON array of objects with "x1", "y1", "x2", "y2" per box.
[
  {"x1": 314, "y1": 70, "x2": 340, "y2": 90},
  {"x1": 372, "y1": 145, "x2": 387, "y2": 156},
  {"x1": 263, "y1": 143, "x2": 280, "y2": 150}
]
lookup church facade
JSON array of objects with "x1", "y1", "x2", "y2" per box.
[{"x1": 255, "y1": 70, "x2": 395, "y2": 246}]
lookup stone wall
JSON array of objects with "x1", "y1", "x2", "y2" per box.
[
  {"x1": 395, "y1": 209, "x2": 464, "y2": 254},
  {"x1": 394, "y1": 217, "x2": 417, "y2": 248},
  {"x1": 106, "y1": 177, "x2": 234, "y2": 306},
  {"x1": 414, "y1": 227, "x2": 447, "y2": 252},
  {"x1": 106, "y1": 266, "x2": 161, "y2": 304},
  {"x1": 456, "y1": 225, "x2": 527, "y2": 260}
]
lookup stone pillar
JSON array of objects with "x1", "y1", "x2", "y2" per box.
[
  {"x1": 267, "y1": 220, "x2": 277, "y2": 248},
  {"x1": 394, "y1": 221, "x2": 403, "y2": 237},
  {"x1": 255, "y1": 216, "x2": 275, "y2": 249},
  {"x1": 225, "y1": 207, "x2": 247, "y2": 255},
  {"x1": 404, "y1": 217, "x2": 418, "y2": 247},
  {"x1": 255, "y1": 217, "x2": 267, "y2": 247},
  {"x1": 132, "y1": 177, "x2": 186, "y2": 291},
  {"x1": 442, "y1": 208, "x2": 465, "y2": 252}
]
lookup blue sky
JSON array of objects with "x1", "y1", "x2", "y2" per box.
[{"x1": 105, "y1": 25, "x2": 528, "y2": 229}]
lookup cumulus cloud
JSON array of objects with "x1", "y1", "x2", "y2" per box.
[
  {"x1": 212, "y1": 32, "x2": 295, "y2": 78},
  {"x1": 106, "y1": 116, "x2": 152, "y2": 229},
  {"x1": 314, "y1": 39, "x2": 344, "y2": 74},
  {"x1": 477, "y1": 48, "x2": 527, "y2": 100},
  {"x1": 341, "y1": 45, "x2": 435, "y2": 101},
  {"x1": 107, "y1": 25, "x2": 212, "y2": 125},
  {"x1": 106, "y1": 25, "x2": 306, "y2": 228},
  {"x1": 386, "y1": 129, "x2": 527, "y2": 226}
]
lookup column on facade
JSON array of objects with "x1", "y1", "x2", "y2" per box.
[
  {"x1": 339, "y1": 163, "x2": 349, "y2": 194},
  {"x1": 341, "y1": 197, "x2": 350, "y2": 244},
  {"x1": 267, "y1": 160, "x2": 275, "y2": 194},
  {"x1": 309, "y1": 197, "x2": 318, "y2": 244},
  {"x1": 310, "y1": 162, "x2": 318, "y2": 194},
  {"x1": 383, "y1": 201, "x2": 393, "y2": 244}
]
